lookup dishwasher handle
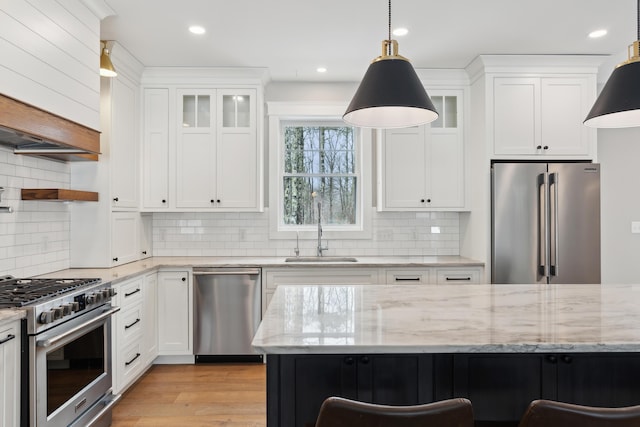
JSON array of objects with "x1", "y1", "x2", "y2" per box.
[{"x1": 193, "y1": 269, "x2": 261, "y2": 276}]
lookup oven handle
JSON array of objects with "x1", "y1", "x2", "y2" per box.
[
  {"x1": 37, "y1": 306, "x2": 120, "y2": 348},
  {"x1": 84, "y1": 393, "x2": 122, "y2": 427}
]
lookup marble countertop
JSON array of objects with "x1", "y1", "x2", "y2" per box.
[
  {"x1": 251, "y1": 283, "x2": 640, "y2": 354},
  {"x1": 0, "y1": 308, "x2": 25, "y2": 325},
  {"x1": 33, "y1": 255, "x2": 483, "y2": 285}
]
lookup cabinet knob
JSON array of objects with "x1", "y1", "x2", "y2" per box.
[
  {"x1": 561, "y1": 355, "x2": 573, "y2": 364},
  {"x1": 217, "y1": 199, "x2": 221, "y2": 203},
  {"x1": 181, "y1": 277, "x2": 186, "y2": 282},
  {"x1": 547, "y1": 355, "x2": 558, "y2": 364},
  {"x1": 536, "y1": 145, "x2": 542, "y2": 150},
  {"x1": 162, "y1": 199, "x2": 166, "y2": 203},
  {"x1": 113, "y1": 197, "x2": 119, "y2": 202},
  {"x1": 360, "y1": 356, "x2": 370, "y2": 364},
  {"x1": 142, "y1": 251, "x2": 147, "y2": 255},
  {"x1": 420, "y1": 199, "x2": 425, "y2": 203},
  {"x1": 344, "y1": 356, "x2": 355, "y2": 365},
  {"x1": 113, "y1": 257, "x2": 119, "y2": 262},
  {"x1": 426, "y1": 199, "x2": 431, "y2": 203},
  {"x1": 543, "y1": 145, "x2": 549, "y2": 150},
  {"x1": 210, "y1": 199, "x2": 215, "y2": 203}
]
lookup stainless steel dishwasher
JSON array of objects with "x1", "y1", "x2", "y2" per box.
[{"x1": 193, "y1": 267, "x2": 262, "y2": 363}]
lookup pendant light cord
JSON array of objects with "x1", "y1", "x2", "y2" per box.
[{"x1": 388, "y1": 0, "x2": 392, "y2": 55}]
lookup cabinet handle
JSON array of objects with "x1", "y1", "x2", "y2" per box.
[
  {"x1": 360, "y1": 356, "x2": 370, "y2": 364},
  {"x1": 113, "y1": 197, "x2": 119, "y2": 202},
  {"x1": 124, "y1": 288, "x2": 141, "y2": 297},
  {"x1": 395, "y1": 277, "x2": 421, "y2": 282},
  {"x1": 113, "y1": 257, "x2": 119, "y2": 262},
  {"x1": 445, "y1": 277, "x2": 472, "y2": 281},
  {"x1": 181, "y1": 277, "x2": 186, "y2": 282},
  {"x1": 0, "y1": 334, "x2": 15, "y2": 345},
  {"x1": 561, "y1": 355, "x2": 573, "y2": 364},
  {"x1": 125, "y1": 318, "x2": 141, "y2": 330},
  {"x1": 546, "y1": 355, "x2": 558, "y2": 364},
  {"x1": 125, "y1": 352, "x2": 141, "y2": 366},
  {"x1": 344, "y1": 356, "x2": 355, "y2": 365}
]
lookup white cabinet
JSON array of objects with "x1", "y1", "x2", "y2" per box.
[
  {"x1": 157, "y1": 270, "x2": 192, "y2": 355},
  {"x1": 382, "y1": 266, "x2": 484, "y2": 285},
  {"x1": 111, "y1": 212, "x2": 139, "y2": 266},
  {"x1": 492, "y1": 76, "x2": 594, "y2": 158},
  {"x1": 385, "y1": 268, "x2": 432, "y2": 284},
  {"x1": 434, "y1": 267, "x2": 483, "y2": 284},
  {"x1": 142, "y1": 88, "x2": 170, "y2": 210},
  {"x1": 141, "y1": 80, "x2": 263, "y2": 212},
  {"x1": 111, "y1": 273, "x2": 159, "y2": 394},
  {"x1": 378, "y1": 91, "x2": 464, "y2": 211},
  {"x1": 0, "y1": 321, "x2": 19, "y2": 427},
  {"x1": 143, "y1": 272, "x2": 158, "y2": 365},
  {"x1": 262, "y1": 267, "x2": 379, "y2": 313},
  {"x1": 139, "y1": 213, "x2": 153, "y2": 260}
]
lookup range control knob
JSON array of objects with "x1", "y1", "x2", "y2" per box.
[
  {"x1": 62, "y1": 304, "x2": 73, "y2": 315},
  {"x1": 71, "y1": 301, "x2": 80, "y2": 312},
  {"x1": 109, "y1": 288, "x2": 116, "y2": 297},
  {"x1": 102, "y1": 289, "x2": 111, "y2": 299},
  {"x1": 39, "y1": 310, "x2": 54, "y2": 324},
  {"x1": 53, "y1": 307, "x2": 64, "y2": 320},
  {"x1": 85, "y1": 294, "x2": 96, "y2": 305}
]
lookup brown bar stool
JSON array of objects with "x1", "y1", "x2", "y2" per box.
[
  {"x1": 519, "y1": 399, "x2": 640, "y2": 427},
  {"x1": 315, "y1": 397, "x2": 474, "y2": 427}
]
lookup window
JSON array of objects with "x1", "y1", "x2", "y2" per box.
[
  {"x1": 267, "y1": 102, "x2": 372, "y2": 239},
  {"x1": 282, "y1": 124, "x2": 357, "y2": 226}
]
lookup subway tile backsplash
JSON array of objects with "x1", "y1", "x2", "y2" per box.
[
  {"x1": 0, "y1": 147, "x2": 71, "y2": 277},
  {"x1": 152, "y1": 209, "x2": 459, "y2": 257}
]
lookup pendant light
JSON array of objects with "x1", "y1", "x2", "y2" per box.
[
  {"x1": 343, "y1": 0, "x2": 438, "y2": 129},
  {"x1": 584, "y1": 0, "x2": 640, "y2": 128},
  {"x1": 99, "y1": 40, "x2": 117, "y2": 78}
]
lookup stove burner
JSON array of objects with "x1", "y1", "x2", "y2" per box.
[{"x1": 0, "y1": 276, "x2": 102, "y2": 307}]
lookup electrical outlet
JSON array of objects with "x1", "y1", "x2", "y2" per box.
[{"x1": 632, "y1": 222, "x2": 640, "y2": 234}]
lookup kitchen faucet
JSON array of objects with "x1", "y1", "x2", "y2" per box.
[{"x1": 317, "y1": 201, "x2": 328, "y2": 256}]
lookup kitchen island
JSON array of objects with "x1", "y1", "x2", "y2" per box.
[{"x1": 252, "y1": 284, "x2": 640, "y2": 426}]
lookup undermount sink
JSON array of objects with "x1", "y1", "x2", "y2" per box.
[{"x1": 285, "y1": 256, "x2": 358, "y2": 263}]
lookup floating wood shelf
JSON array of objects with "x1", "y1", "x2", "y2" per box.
[{"x1": 21, "y1": 189, "x2": 99, "y2": 202}]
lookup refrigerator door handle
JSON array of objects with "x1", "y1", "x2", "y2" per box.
[
  {"x1": 549, "y1": 172, "x2": 559, "y2": 276},
  {"x1": 537, "y1": 173, "x2": 548, "y2": 278}
]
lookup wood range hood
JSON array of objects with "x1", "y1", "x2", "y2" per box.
[{"x1": 0, "y1": 93, "x2": 100, "y2": 161}]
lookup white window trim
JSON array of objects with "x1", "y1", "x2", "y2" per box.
[{"x1": 268, "y1": 102, "x2": 372, "y2": 240}]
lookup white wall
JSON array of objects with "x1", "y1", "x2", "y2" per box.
[
  {"x1": 0, "y1": 146, "x2": 71, "y2": 277},
  {"x1": 598, "y1": 127, "x2": 640, "y2": 283}
]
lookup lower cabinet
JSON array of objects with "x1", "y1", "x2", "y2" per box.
[
  {"x1": 270, "y1": 354, "x2": 434, "y2": 427},
  {"x1": 451, "y1": 353, "x2": 640, "y2": 424},
  {"x1": 112, "y1": 273, "x2": 158, "y2": 394},
  {"x1": 0, "y1": 320, "x2": 20, "y2": 427},
  {"x1": 157, "y1": 269, "x2": 192, "y2": 355}
]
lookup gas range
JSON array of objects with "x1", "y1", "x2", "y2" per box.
[{"x1": 0, "y1": 275, "x2": 113, "y2": 335}]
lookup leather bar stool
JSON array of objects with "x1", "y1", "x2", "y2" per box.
[
  {"x1": 519, "y1": 399, "x2": 640, "y2": 427},
  {"x1": 315, "y1": 397, "x2": 474, "y2": 427}
]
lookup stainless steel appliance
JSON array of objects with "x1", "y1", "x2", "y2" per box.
[
  {"x1": 193, "y1": 268, "x2": 262, "y2": 362},
  {"x1": 0, "y1": 276, "x2": 120, "y2": 427},
  {"x1": 491, "y1": 162, "x2": 601, "y2": 284}
]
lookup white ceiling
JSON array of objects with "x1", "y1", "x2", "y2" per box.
[{"x1": 101, "y1": 0, "x2": 636, "y2": 82}]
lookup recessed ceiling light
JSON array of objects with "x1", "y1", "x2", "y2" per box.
[
  {"x1": 189, "y1": 25, "x2": 206, "y2": 35},
  {"x1": 393, "y1": 27, "x2": 409, "y2": 36},
  {"x1": 588, "y1": 29, "x2": 607, "y2": 38},
  {"x1": 317, "y1": 67, "x2": 327, "y2": 73}
]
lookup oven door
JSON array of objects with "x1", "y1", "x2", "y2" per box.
[{"x1": 30, "y1": 305, "x2": 119, "y2": 427}]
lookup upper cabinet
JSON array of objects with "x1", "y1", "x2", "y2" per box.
[
  {"x1": 378, "y1": 89, "x2": 465, "y2": 211},
  {"x1": 468, "y1": 55, "x2": 600, "y2": 161},
  {"x1": 492, "y1": 76, "x2": 593, "y2": 157},
  {"x1": 141, "y1": 69, "x2": 266, "y2": 212}
]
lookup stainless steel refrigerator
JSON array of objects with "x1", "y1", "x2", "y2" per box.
[{"x1": 491, "y1": 162, "x2": 600, "y2": 284}]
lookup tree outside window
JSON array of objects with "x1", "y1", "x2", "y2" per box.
[{"x1": 283, "y1": 125, "x2": 357, "y2": 226}]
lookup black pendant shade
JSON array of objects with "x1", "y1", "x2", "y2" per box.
[
  {"x1": 343, "y1": 58, "x2": 438, "y2": 129},
  {"x1": 584, "y1": 60, "x2": 640, "y2": 128}
]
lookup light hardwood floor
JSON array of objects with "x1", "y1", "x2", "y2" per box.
[{"x1": 111, "y1": 364, "x2": 266, "y2": 427}]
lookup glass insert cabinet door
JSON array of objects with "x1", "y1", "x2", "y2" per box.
[
  {"x1": 430, "y1": 95, "x2": 458, "y2": 129},
  {"x1": 182, "y1": 93, "x2": 212, "y2": 128},
  {"x1": 219, "y1": 89, "x2": 255, "y2": 129}
]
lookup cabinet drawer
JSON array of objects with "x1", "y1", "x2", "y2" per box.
[
  {"x1": 264, "y1": 268, "x2": 379, "y2": 290},
  {"x1": 118, "y1": 340, "x2": 145, "y2": 389},
  {"x1": 435, "y1": 268, "x2": 482, "y2": 284},
  {"x1": 117, "y1": 277, "x2": 143, "y2": 307},
  {"x1": 384, "y1": 269, "x2": 431, "y2": 284},
  {"x1": 119, "y1": 303, "x2": 144, "y2": 344}
]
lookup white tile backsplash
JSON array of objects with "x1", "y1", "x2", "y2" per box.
[
  {"x1": 0, "y1": 147, "x2": 71, "y2": 277},
  {"x1": 152, "y1": 208, "x2": 459, "y2": 257}
]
